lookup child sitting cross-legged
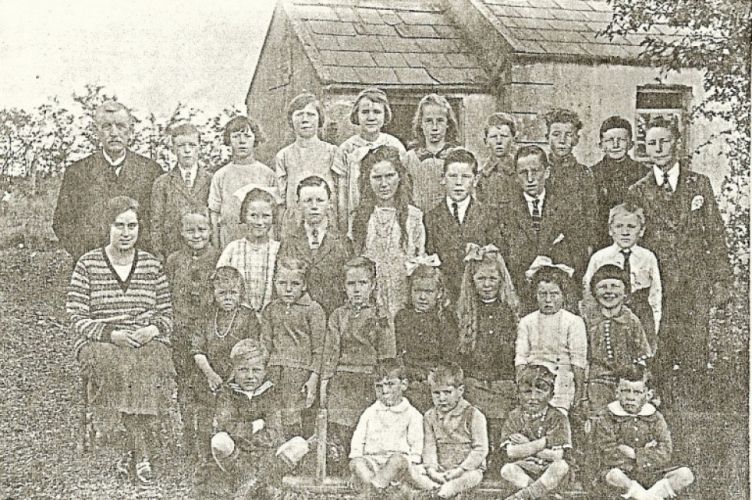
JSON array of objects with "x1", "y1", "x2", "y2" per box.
[
  {"x1": 414, "y1": 362, "x2": 489, "y2": 499},
  {"x1": 591, "y1": 364, "x2": 694, "y2": 500},
  {"x1": 585, "y1": 264, "x2": 652, "y2": 412},
  {"x1": 349, "y1": 359, "x2": 425, "y2": 498},
  {"x1": 500, "y1": 364, "x2": 572, "y2": 500},
  {"x1": 193, "y1": 340, "x2": 288, "y2": 500}
]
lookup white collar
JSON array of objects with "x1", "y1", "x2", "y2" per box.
[
  {"x1": 608, "y1": 400, "x2": 656, "y2": 417},
  {"x1": 178, "y1": 163, "x2": 198, "y2": 178},
  {"x1": 375, "y1": 397, "x2": 411, "y2": 413},
  {"x1": 233, "y1": 379, "x2": 274, "y2": 399},
  {"x1": 304, "y1": 219, "x2": 328, "y2": 233},
  {"x1": 653, "y1": 163, "x2": 680, "y2": 190},
  {"x1": 523, "y1": 189, "x2": 546, "y2": 205},
  {"x1": 103, "y1": 149, "x2": 126, "y2": 167},
  {"x1": 446, "y1": 195, "x2": 471, "y2": 222}
]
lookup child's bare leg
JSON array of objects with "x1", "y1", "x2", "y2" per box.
[
  {"x1": 504, "y1": 460, "x2": 569, "y2": 499},
  {"x1": 349, "y1": 458, "x2": 376, "y2": 490},
  {"x1": 605, "y1": 468, "x2": 649, "y2": 500},
  {"x1": 501, "y1": 463, "x2": 533, "y2": 488},
  {"x1": 646, "y1": 467, "x2": 694, "y2": 499},
  {"x1": 371, "y1": 454, "x2": 409, "y2": 489},
  {"x1": 406, "y1": 464, "x2": 441, "y2": 491},
  {"x1": 437, "y1": 469, "x2": 483, "y2": 498}
]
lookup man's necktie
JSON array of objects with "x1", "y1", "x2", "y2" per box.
[
  {"x1": 662, "y1": 171, "x2": 672, "y2": 194},
  {"x1": 310, "y1": 228, "x2": 320, "y2": 250},
  {"x1": 531, "y1": 198, "x2": 541, "y2": 231},
  {"x1": 452, "y1": 202, "x2": 461, "y2": 225},
  {"x1": 184, "y1": 171, "x2": 192, "y2": 189},
  {"x1": 621, "y1": 248, "x2": 632, "y2": 289}
]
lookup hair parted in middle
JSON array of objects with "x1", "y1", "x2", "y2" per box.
[
  {"x1": 104, "y1": 195, "x2": 140, "y2": 228},
  {"x1": 223, "y1": 115, "x2": 266, "y2": 147},
  {"x1": 239, "y1": 188, "x2": 277, "y2": 224},
  {"x1": 287, "y1": 92, "x2": 326, "y2": 130},
  {"x1": 349, "y1": 87, "x2": 393, "y2": 126},
  {"x1": 411, "y1": 93, "x2": 460, "y2": 147}
]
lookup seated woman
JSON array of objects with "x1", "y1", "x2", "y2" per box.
[{"x1": 67, "y1": 195, "x2": 174, "y2": 485}]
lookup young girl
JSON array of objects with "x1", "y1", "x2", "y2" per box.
[
  {"x1": 216, "y1": 188, "x2": 281, "y2": 314},
  {"x1": 395, "y1": 255, "x2": 458, "y2": 413},
  {"x1": 278, "y1": 175, "x2": 352, "y2": 315},
  {"x1": 515, "y1": 261, "x2": 588, "y2": 413},
  {"x1": 260, "y1": 257, "x2": 327, "y2": 438},
  {"x1": 352, "y1": 145, "x2": 425, "y2": 327},
  {"x1": 208, "y1": 115, "x2": 280, "y2": 248},
  {"x1": 275, "y1": 92, "x2": 341, "y2": 236},
  {"x1": 455, "y1": 243, "x2": 520, "y2": 467},
  {"x1": 189, "y1": 266, "x2": 262, "y2": 456},
  {"x1": 333, "y1": 87, "x2": 407, "y2": 234},
  {"x1": 321, "y1": 257, "x2": 393, "y2": 468},
  {"x1": 404, "y1": 93, "x2": 460, "y2": 213}
]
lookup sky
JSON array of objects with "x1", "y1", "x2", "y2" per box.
[{"x1": 0, "y1": 0, "x2": 277, "y2": 117}]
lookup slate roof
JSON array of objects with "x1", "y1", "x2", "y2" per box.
[
  {"x1": 475, "y1": 0, "x2": 678, "y2": 60},
  {"x1": 282, "y1": 0, "x2": 490, "y2": 89}
]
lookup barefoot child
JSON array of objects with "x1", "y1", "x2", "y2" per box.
[
  {"x1": 333, "y1": 87, "x2": 406, "y2": 234},
  {"x1": 349, "y1": 359, "x2": 424, "y2": 496},
  {"x1": 321, "y1": 256, "x2": 393, "y2": 470},
  {"x1": 208, "y1": 116, "x2": 279, "y2": 248},
  {"x1": 404, "y1": 93, "x2": 460, "y2": 212},
  {"x1": 591, "y1": 365, "x2": 694, "y2": 499},
  {"x1": 500, "y1": 365, "x2": 572, "y2": 500},
  {"x1": 190, "y1": 266, "x2": 262, "y2": 454},
  {"x1": 151, "y1": 123, "x2": 213, "y2": 259},
  {"x1": 165, "y1": 212, "x2": 220, "y2": 459},
  {"x1": 417, "y1": 362, "x2": 489, "y2": 498},
  {"x1": 583, "y1": 203, "x2": 662, "y2": 350},
  {"x1": 275, "y1": 92, "x2": 341, "y2": 235},
  {"x1": 585, "y1": 265, "x2": 652, "y2": 411},
  {"x1": 261, "y1": 257, "x2": 327, "y2": 438},
  {"x1": 217, "y1": 188, "x2": 280, "y2": 314},
  {"x1": 515, "y1": 262, "x2": 587, "y2": 413},
  {"x1": 395, "y1": 257, "x2": 458, "y2": 412}
]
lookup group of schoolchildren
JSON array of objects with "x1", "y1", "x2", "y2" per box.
[{"x1": 140, "y1": 86, "x2": 716, "y2": 499}]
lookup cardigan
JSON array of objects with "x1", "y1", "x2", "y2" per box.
[
  {"x1": 585, "y1": 306, "x2": 651, "y2": 379},
  {"x1": 67, "y1": 248, "x2": 173, "y2": 355},
  {"x1": 515, "y1": 310, "x2": 588, "y2": 371}
]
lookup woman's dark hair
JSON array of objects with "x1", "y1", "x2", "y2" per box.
[
  {"x1": 349, "y1": 87, "x2": 393, "y2": 126},
  {"x1": 104, "y1": 196, "x2": 139, "y2": 228},
  {"x1": 351, "y1": 145, "x2": 412, "y2": 251},
  {"x1": 239, "y1": 188, "x2": 276, "y2": 224},
  {"x1": 223, "y1": 115, "x2": 266, "y2": 147}
]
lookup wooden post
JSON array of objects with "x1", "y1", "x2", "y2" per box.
[{"x1": 316, "y1": 379, "x2": 328, "y2": 484}]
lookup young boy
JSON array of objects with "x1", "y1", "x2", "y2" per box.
[
  {"x1": 404, "y1": 93, "x2": 460, "y2": 212},
  {"x1": 628, "y1": 116, "x2": 731, "y2": 405},
  {"x1": 583, "y1": 203, "x2": 662, "y2": 350},
  {"x1": 349, "y1": 359, "x2": 424, "y2": 497},
  {"x1": 584, "y1": 264, "x2": 652, "y2": 411},
  {"x1": 424, "y1": 146, "x2": 504, "y2": 301},
  {"x1": 499, "y1": 364, "x2": 571, "y2": 500},
  {"x1": 151, "y1": 123, "x2": 213, "y2": 259},
  {"x1": 591, "y1": 365, "x2": 694, "y2": 499},
  {"x1": 165, "y1": 211, "x2": 220, "y2": 459},
  {"x1": 194, "y1": 339, "x2": 286, "y2": 499},
  {"x1": 476, "y1": 112, "x2": 518, "y2": 207},
  {"x1": 542, "y1": 108, "x2": 598, "y2": 267},
  {"x1": 591, "y1": 116, "x2": 647, "y2": 246},
  {"x1": 418, "y1": 362, "x2": 488, "y2": 498}
]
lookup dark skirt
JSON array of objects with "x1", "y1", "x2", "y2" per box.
[
  {"x1": 267, "y1": 365, "x2": 311, "y2": 426},
  {"x1": 326, "y1": 371, "x2": 374, "y2": 428}
]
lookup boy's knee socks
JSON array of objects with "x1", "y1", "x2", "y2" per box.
[
  {"x1": 625, "y1": 480, "x2": 650, "y2": 500},
  {"x1": 647, "y1": 478, "x2": 676, "y2": 499}
]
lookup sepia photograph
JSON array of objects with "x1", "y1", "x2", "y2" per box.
[{"x1": 0, "y1": 0, "x2": 749, "y2": 498}]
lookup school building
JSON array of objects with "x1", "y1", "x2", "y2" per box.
[{"x1": 246, "y1": 0, "x2": 729, "y2": 189}]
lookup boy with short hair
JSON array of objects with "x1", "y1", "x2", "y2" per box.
[
  {"x1": 583, "y1": 203, "x2": 662, "y2": 350},
  {"x1": 542, "y1": 108, "x2": 598, "y2": 267},
  {"x1": 499, "y1": 364, "x2": 571, "y2": 500},
  {"x1": 476, "y1": 112, "x2": 518, "y2": 207},
  {"x1": 165, "y1": 211, "x2": 220, "y2": 459},
  {"x1": 592, "y1": 116, "x2": 647, "y2": 245},
  {"x1": 584, "y1": 264, "x2": 652, "y2": 411},
  {"x1": 151, "y1": 123, "x2": 213, "y2": 259},
  {"x1": 193, "y1": 340, "x2": 287, "y2": 499},
  {"x1": 349, "y1": 359, "x2": 424, "y2": 496},
  {"x1": 418, "y1": 362, "x2": 488, "y2": 498},
  {"x1": 591, "y1": 365, "x2": 694, "y2": 499},
  {"x1": 424, "y1": 146, "x2": 504, "y2": 301}
]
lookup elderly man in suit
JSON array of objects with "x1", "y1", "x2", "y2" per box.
[
  {"x1": 628, "y1": 116, "x2": 731, "y2": 406},
  {"x1": 501, "y1": 145, "x2": 581, "y2": 312},
  {"x1": 53, "y1": 100, "x2": 163, "y2": 262}
]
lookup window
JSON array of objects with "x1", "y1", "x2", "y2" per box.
[{"x1": 634, "y1": 85, "x2": 692, "y2": 160}]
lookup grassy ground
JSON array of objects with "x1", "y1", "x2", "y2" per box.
[{"x1": 0, "y1": 247, "x2": 747, "y2": 499}]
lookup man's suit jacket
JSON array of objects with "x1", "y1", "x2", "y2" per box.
[
  {"x1": 425, "y1": 198, "x2": 504, "y2": 301},
  {"x1": 53, "y1": 150, "x2": 163, "y2": 261},
  {"x1": 501, "y1": 190, "x2": 580, "y2": 298},
  {"x1": 628, "y1": 166, "x2": 731, "y2": 299},
  {"x1": 150, "y1": 166, "x2": 212, "y2": 258},
  {"x1": 278, "y1": 225, "x2": 353, "y2": 316}
]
